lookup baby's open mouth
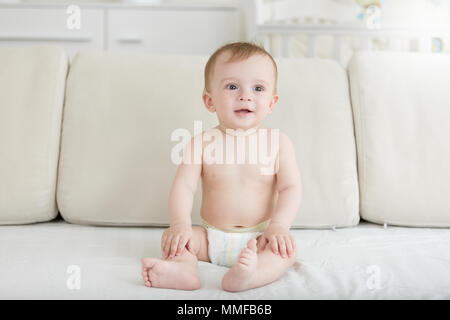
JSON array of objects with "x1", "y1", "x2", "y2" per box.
[{"x1": 234, "y1": 108, "x2": 253, "y2": 115}]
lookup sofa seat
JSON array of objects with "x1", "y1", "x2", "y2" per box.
[{"x1": 1, "y1": 218, "x2": 449, "y2": 299}]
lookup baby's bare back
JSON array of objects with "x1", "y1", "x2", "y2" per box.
[{"x1": 200, "y1": 127, "x2": 279, "y2": 230}]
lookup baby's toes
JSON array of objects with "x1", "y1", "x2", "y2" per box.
[
  {"x1": 238, "y1": 256, "x2": 251, "y2": 266},
  {"x1": 239, "y1": 251, "x2": 250, "y2": 261},
  {"x1": 240, "y1": 250, "x2": 256, "y2": 261},
  {"x1": 243, "y1": 248, "x2": 256, "y2": 258},
  {"x1": 142, "y1": 274, "x2": 151, "y2": 286},
  {"x1": 247, "y1": 238, "x2": 257, "y2": 252}
]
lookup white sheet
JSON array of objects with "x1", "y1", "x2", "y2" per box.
[{"x1": 1, "y1": 217, "x2": 449, "y2": 299}]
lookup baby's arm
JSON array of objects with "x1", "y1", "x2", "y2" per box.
[
  {"x1": 163, "y1": 134, "x2": 202, "y2": 259},
  {"x1": 271, "y1": 132, "x2": 302, "y2": 227},
  {"x1": 257, "y1": 132, "x2": 302, "y2": 258}
]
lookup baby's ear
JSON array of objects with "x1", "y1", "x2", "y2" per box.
[
  {"x1": 202, "y1": 90, "x2": 216, "y2": 113},
  {"x1": 268, "y1": 94, "x2": 279, "y2": 114}
]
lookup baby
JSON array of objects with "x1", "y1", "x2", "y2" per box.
[{"x1": 141, "y1": 42, "x2": 302, "y2": 292}]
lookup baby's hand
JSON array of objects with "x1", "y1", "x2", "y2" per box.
[
  {"x1": 161, "y1": 223, "x2": 194, "y2": 259},
  {"x1": 256, "y1": 222, "x2": 296, "y2": 259}
]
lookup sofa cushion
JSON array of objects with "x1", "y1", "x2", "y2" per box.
[
  {"x1": 348, "y1": 51, "x2": 450, "y2": 227},
  {"x1": 58, "y1": 51, "x2": 359, "y2": 228},
  {"x1": 0, "y1": 46, "x2": 68, "y2": 225},
  {"x1": 265, "y1": 58, "x2": 360, "y2": 228},
  {"x1": 57, "y1": 51, "x2": 217, "y2": 226},
  {"x1": 2, "y1": 219, "x2": 450, "y2": 299}
]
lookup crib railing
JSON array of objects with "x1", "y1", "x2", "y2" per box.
[
  {"x1": 254, "y1": 24, "x2": 450, "y2": 66},
  {"x1": 242, "y1": 0, "x2": 450, "y2": 67}
]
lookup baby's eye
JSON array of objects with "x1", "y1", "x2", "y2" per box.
[
  {"x1": 254, "y1": 86, "x2": 264, "y2": 92},
  {"x1": 226, "y1": 84, "x2": 237, "y2": 90}
]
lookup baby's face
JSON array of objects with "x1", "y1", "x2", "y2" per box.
[{"x1": 203, "y1": 51, "x2": 279, "y2": 131}]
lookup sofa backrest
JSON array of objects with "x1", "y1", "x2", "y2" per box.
[
  {"x1": 56, "y1": 51, "x2": 217, "y2": 226},
  {"x1": 264, "y1": 58, "x2": 359, "y2": 228},
  {"x1": 2, "y1": 46, "x2": 449, "y2": 228},
  {"x1": 56, "y1": 50, "x2": 359, "y2": 228},
  {"x1": 0, "y1": 46, "x2": 68, "y2": 224},
  {"x1": 348, "y1": 51, "x2": 450, "y2": 227}
]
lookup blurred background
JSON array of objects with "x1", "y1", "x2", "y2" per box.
[{"x1": 0, "y1": 0, "x2": 449, "y2": 66}]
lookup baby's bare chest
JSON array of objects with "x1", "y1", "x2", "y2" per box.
[
  {"x1": 202, "y1": 163, "x2": 276, "y2": 188},
  {"x1": 200, "y1": 128, "x2": 279, "y2": 187}
]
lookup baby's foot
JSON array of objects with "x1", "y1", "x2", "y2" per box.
[
  {"x1": 221, "y1": 238, "x2": 258, "y2": 292},
  {"x1": 141, "y1": 257, "x2": 201, "y2": 290}
]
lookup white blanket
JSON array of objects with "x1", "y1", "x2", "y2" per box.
[{"x1": 1, "y1": 218, "x2": 449, "y2": 299}]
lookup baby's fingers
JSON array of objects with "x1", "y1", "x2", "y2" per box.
[
  {"x1": 176, "y1": 235, "x2": 189, "y2": 256},
  {"x1": 269, "y1": 236, "x2": 279, "y2": 255},
  {"x1": 169, "y1": 235, "x2": 180, "y2": 258},
  {"x1": 186, "y1": 239, "x2": 196, "y2": 255},
  {"x1": 162, "y1": 235, "x2": 172, "y2": 259},
  {"x1": 285, "y1": 235, "x2": 294, "y2": 258},
  {"x1": 277, "y1": 235, "x2": 287, "y2": 258},
  {"x1": 290, "y1": 235, "x2": 297, "y2": 255},
  {"x1": 161, "y1": 234, "x2": 166, "y2": 255}
]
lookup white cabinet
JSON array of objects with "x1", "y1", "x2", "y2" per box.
[
  {"x1": 0, "y1": 3, "x2": 242, "y2": 58},
  {"x1": 0, "y1": 6, "x2": 105, "y2": 61},
  {"x1": 107, "y1": 7, "x2": 240, "y2": 55}
]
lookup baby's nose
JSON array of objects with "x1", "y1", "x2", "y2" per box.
[{"x1": 239, "y1": 87, "x2": 253, "y2": 101}]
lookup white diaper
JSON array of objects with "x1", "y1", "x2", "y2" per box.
[{"x1": 202, "y1": 219, "x2": 270, "y2": 268}]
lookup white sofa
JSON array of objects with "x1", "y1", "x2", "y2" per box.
[{"x1": 1, "y1": 46, "x2": 449, "y2": 299}]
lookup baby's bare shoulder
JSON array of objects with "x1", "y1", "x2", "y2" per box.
[
  {"x1": 277, "y1": 130, "x2": 294, "y2": 149},
  {"x1": 260, "y1": 127, "x2": 292, "y2": 147}
]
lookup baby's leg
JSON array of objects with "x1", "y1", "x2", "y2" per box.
[
  {"x1": 141, "y1": 226, "x2": 209, "y2": 290},
  {"x1": 222, "y1": 238, "x2": 297, "y2": 292}
]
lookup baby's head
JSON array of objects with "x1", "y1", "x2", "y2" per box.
[{"x1": 202, "y1": 42, "x2": 279, "y2": 132}]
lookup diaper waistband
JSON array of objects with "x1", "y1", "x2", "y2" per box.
[{"x1": 201, "y1": 218, "x2": 271, "y2": 233}]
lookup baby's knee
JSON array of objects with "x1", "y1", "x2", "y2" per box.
[
  {"x1": 191, "y1": 226, "x2": 210, "y2": 261},
  {"x1": 192, "y1": 226, "x2": 208, "y2": 245}
]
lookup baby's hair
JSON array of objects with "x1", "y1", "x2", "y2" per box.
[{"x1": 204, "y1": 41, "x2": 278, "y2": 94}]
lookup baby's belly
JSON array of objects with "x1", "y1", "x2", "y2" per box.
[{"x1": 200, "y1": 187, "x2": 277, "y2": 231}]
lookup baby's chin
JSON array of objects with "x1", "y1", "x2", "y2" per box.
[
  {"x1": 219, "y1": 115, "x2": 268, "y2": 131},
  {"x1": 218, "y1": 121, "x2": 264, "y2": 133}
]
